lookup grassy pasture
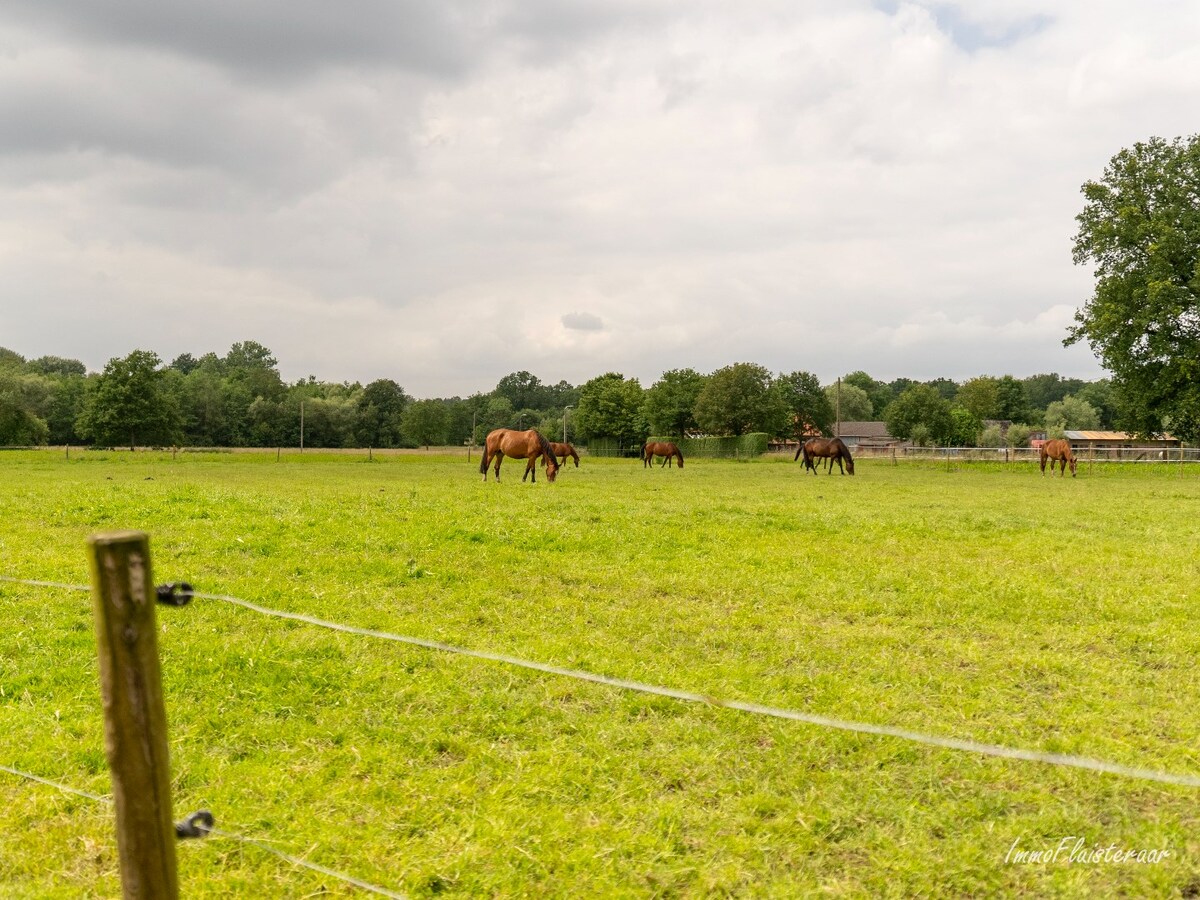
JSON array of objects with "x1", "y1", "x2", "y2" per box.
[{"x1": 1, "y1": 449, "x2": 1198, "y2": 898}]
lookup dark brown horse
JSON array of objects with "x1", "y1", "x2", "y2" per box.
[
  {"x1": 642, "y1": 441, "x2": 684, "y2": 468},
  {"x1": 548, "y1": 442, "x2": 580, "y2": 468},
  {"x1": 1040, "y1": 439, "x2": 1076, "y2": 477},
  {"x1": 481, "y1": 428, "x2": 559, "y2": 483},
  {"x1": 796, "y1": 437, "x2": 854, "y2": 475}
]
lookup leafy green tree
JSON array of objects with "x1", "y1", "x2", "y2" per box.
[
  {"x1": 773, "y1": 371, "x2": 831, "y2": 438},
  {"x1": 978, "y1": 424, "x2": 1004, "y2": 447},
  {"x1": 301, "y1": 396, "x2": 358, "y2": 448},
  {"x1": 76, "y1": 350, "x2": 180, "y2": 448},
  {"x1": 27, "y1": 356, "x2": 86, "y2": 377},
  {"x1": 994, "y1": 375, "x2": 1032, "y2": 423},
  {"x1": 948, "y1": 406, "x2": 983, "y2": 446},
  {"x1": 1044, "y1": 395, "x2": 1100, "y2": 432},
  {"x1": 886, "y1": 384, "x2": 954, "y2": 444},
  {"x1": 355, "y1": 379, "x2": 409, "y2": 447},
  {"x1": 44, "y1": 374, "x2": 90, "y2": 444},
  {"x1": 224, "y1": 341, "x2": 285, "y2": 402},
  {"x1": 693, "y1": 363, "x2": 784, "y2": 436},
  {"x1": 493, "y1": 371, "x2": 546, "y2": 411},
  {"x1": 0, "y1": 372, "x2": 49, "y2": 444},
  {"x1": 1067, "y1": 135, "x2": 1200, "y2": 441},
  {"x1": 575, "y1": 373, "x2": 645, "y2": 444},
  {"x1": 1022, "y1": 373, "x2": 1086, "y2": 412},
  {"x1": 824, "y1": 381, "x2": 872, "y2": 423},
  {"x1": 1005, "y1": 423, "x2": 1033, "y2": 448},
  {"x1": 0, "y1": 348, "x2": 26, "y2": 371},
  {"x1": 955, "y1": 377, "x2": 1000, "y2": 420},
  {"x1": 1076, "y1": 380, "x2": 1117, "y2": 429},
  {"x1": 642, "y1": 368, "x2": 707, "y2": 436},
  {"x1": 842, "y1": 371, "x2": 891, "y2": 418},
  {"x1": 925, "y1": 377, "x2": 959, "y2": 401}
]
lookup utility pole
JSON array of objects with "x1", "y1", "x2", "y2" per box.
[{"x1": 835, "y1": 377, "x2": 841, "y2": 438}]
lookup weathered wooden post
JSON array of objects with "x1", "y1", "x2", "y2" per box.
[{"x1": 87, "y1": 531, "x2": 179, "y2": 900}]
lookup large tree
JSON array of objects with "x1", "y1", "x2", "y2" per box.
[
  {"x1": 574, "y1": 373, "x2": 645, "y2": 445},
  {"x1": 642, "y1": 368, "x2": 707, "y2": 436},
  {"x1": 1067, "y1": 134, "x2": 1200, "y2": 441},
  {"x1": 775, "y1": 371, "x2": 831, "y2": 437},
  {"x1": 885, "y1": 384, "x2": 954, "y2": 445},
  {"x1": 823, "y1": 381, "x2": 872, "y2": 423},
  {"x1": 76, "y1": 350, "x2": 180, "y2": 449},
  {"x1": 694, "y1": 363, "x2": 784, "y2": 436}
]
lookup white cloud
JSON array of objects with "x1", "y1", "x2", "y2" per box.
[{"x1": 3, "y1": 1, "x2": 1193, "y2": 394}]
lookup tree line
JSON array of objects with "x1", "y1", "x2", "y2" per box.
[{"x1": 0, "y1": 342, "x2": 1123, "y2": 450}]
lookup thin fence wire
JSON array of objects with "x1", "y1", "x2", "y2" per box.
[
  {"x1": 4, "y1": 574, "x2": 1198, "y2": 788},
  {"x1": 0, "y1": 762, "x2": 407, "y2": 899}
]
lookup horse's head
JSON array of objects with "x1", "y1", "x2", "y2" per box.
[
  {"x1": 545, "y1": 455, "x2": 559, "y2": 482},
  {"x1": 844, "y1": 456, "x2": 855, "y2": 475},
  {"x1": 1068, "y1": 457, "x2": 1077, "y2": 476}
]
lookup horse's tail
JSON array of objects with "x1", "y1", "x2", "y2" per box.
[
  {"x1": 535, "y1": 430, "x2": 556, "y2": 465},
  {"x1": 479, "y1": 433, "x2": 490, "y2": 474}
]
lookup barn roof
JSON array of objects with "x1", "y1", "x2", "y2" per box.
[
  {"x1": 837, "y1": 421, "x2": 893, "y2": 439},
  {"x1": 1064, "y1": 430, "x2": 1177, "y2": 441}
]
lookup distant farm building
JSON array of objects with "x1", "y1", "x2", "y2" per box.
[
  {"x1": 835, "y1": 421, "x2": 901, "y2": 450},
  {"x1": 1064, "y1": 430, "x2": 1181, "y2": 451}
]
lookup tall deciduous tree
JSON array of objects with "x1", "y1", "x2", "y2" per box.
[
  {"x1": 775, "y1": 371, "x2": 831, "y2": 437},
  {"x1": 694, "y1": 363, "x2": 785, "y2": 436},
  {"x1": 1068, "y1": 134, "x2": 1200, "y2": 441},
  {"x1": 885, "y1": 384, "x2": 954, "y2": 445},
  {"x1": 1044, "y1": 395, "x2": 1100, "y2": 432},
  {"x1": 76, "y1": 350, "x2": 180, "y2": 449},
  {"x1": 575, "y1": 373, "x2": 645, "y2": 444},
  {"x1": 823, "y1": 381, "x2": 872, "y2": 423},
  {"x1": 642, "y1": 368, "x2": 707, "y2": 436}
]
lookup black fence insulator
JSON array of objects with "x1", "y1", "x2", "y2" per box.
[
  {"x1": 155, "y1": 582, "x2": 194, "y2": 607},
  {"x1": 175, "y1": 809, "x2": 214, "y2": 839}
]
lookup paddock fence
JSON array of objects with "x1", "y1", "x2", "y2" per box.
[{"x1": 846, "y1": 445, "x2": 1200, "y2": 465}]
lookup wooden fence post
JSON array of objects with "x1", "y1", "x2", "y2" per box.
[{"x1": 87, "y1": 531, "x2": 178, "y2": 900}]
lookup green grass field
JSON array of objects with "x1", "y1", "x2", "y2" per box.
[{"x1": 2, "y1": 450, "x2": 1198, "y2": 897}]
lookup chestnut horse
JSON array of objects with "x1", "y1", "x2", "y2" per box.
[
  {"x1": 548, "y1": 442, "x2": 580, "y2": 468},
  {"x1": 642, "y1": 441, "x2": 684, "y2": 468},
  {"x1": 481, "y1": 428, "x2": 559, "y2": 483},
  {"x1": 795, "y1": 437, "x2": 854, "y2": 475},
  {"x1": 1040, "y1": 439, "x2": 1077, "y2": 477}
]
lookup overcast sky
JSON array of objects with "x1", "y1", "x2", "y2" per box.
[{"x1": 2, "y1": 1, "x2": 1197, "y2": 397}]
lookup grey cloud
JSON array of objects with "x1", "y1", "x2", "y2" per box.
[
  {"x1": 562, "y1": 312, "x2": 604, "y2": 331},
  {"x1": 3, "y1": 1, "x2": 479, "y2": 81}
]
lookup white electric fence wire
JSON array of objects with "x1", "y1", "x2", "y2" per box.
[
  {"x1": 3, "y1": 574, "x2": 1199, "y2": 788},
  {"x1": 0, "y1": 764, "x2": 406, "y2": 899}
]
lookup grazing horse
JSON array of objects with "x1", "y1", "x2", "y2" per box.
[
  {"x1": 641, "y1": 441, "x2": 684, "y2": 468},
  {"x1": 1040, "y1": 439, "x2": 1077, "y2": 477},
  {"x1": 796, "y1": 437, "x2": 855, "y2": 475},
  {"x1": 480, "y1": 428, "x2": 559, "y2": 483},
  {"x1": 548, "y1": 442, "x2": 580, "y2": 468}
]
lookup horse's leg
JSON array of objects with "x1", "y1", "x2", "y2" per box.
[
  {"x1": 1040, "y1": 455, "x2": 1046, "y2": 476},
  {"x1": 493, "y1": 452, "x2": 503, "y2": 482},
  {"x1": 524, "y1": 456, "x2": 535, "y2": 482},
  {"x1": 481, "y1": 450, "x2": 490, "y2": 482}
]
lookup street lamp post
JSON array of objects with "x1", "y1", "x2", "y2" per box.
[{"x1": 563, "y1": 406, "x2": 573, "y2": 443}]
